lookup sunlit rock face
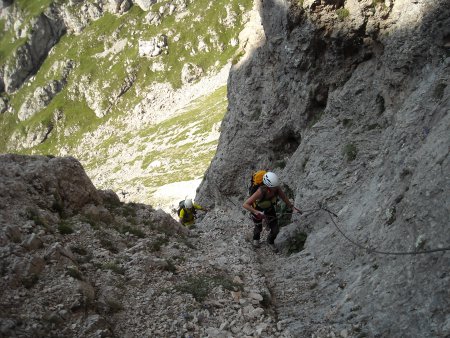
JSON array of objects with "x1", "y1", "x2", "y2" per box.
[{"x1": 198, "y1": 0, "x2": 450, "y2": 336}]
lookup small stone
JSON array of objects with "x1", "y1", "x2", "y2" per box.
[
  {"x1": 242, "y1": 322, "x2": 254, "y2": 335},
  {"x1": 23, "y1": 233, "x2": 43, "y2": 251},
  {"x1": 248, "y1": 292, "x2": 263, "y2": 301},
  {"x1": 231, "y1": 290, "x2": 241, "y2": 302},
  {"x1": 248, "y1": 307, "x2": 264, "y2": 319},
  {"x1": 255, "y1": 322, "x2": 268, "y2": 335}
]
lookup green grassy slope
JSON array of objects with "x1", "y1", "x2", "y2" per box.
[
  {"x1": 1, "y1": 0, "x2": 250, "y2": 152},
  {"x1": 0, "y1": 0, "x2": 251, "y2": 201}
]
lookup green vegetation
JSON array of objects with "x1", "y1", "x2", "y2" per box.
[
  {"x1": 433, "y1": 83, "x2": 446, "y2": 100},
  {"x1": 102, "y1": 261, "x2": 125, "y2": 275},
  {"x1": 287, "y1": 232, "x2": 308, "y2": 255},
  {"x1": 0, "y1": 32, "x2": 27, "y2": 65},
  {"x1": 260, "y1": 292, "x2": 272, "y2": 308},
  {"x1": 16, "y1": 0, "x2": 54, "y2": 17},
  {"x1": 175, "y1": 274, "x2": 240, "y2": 302},
  {"x1": 231, "y1": 49, "x2": 245, "y2": 65},
  {"x1": 106, "y1": 299, "x2": 124, "y2": 314},
  {"x1": 51, "y1": 198, "x2": 65, "y2": 217},
  {"x1": 274, "y1": 159, "x2": 287, "y2": 169},
  {"x1": 31, "y1": 213, "x2": 46, "y2": 227},
  {"x1": 136, "y1": 85, "x2": 228, "y2": 187},
  {"x1": 336, "y1": 8, "x2": 350, "y2": 21},
  {"x1": 343, "y1": 143, "x2": 358, "y2": 162},
  {"x1": 66, "y1": 266, "x2": 83, "y2": 280},
  {"x1": 116, "y1": 224, "x2": 145, "y2": 238},
  {"x1": 58, "y1": 221, "x2": 74, "y2": 235},
  {"x1": 84, "y1": 217, "x2": 100, "y2": 230},
  {"x1": 149, "y1": 236, "x2": 170, "y2": 252},
  {"x1": 342, "y1": 118, "x2": 353, "y2": 128},
  {"x1": 100, "y1": 238, "x2": 119, "y2": 253},
  {"x1": 367, "y1": 123, "x2": 381, "y2": 131},
  {"x1": 70, "y1": 245, "x2": 88, "y2": 256},
  {"x1": 21, "y1": 274, "x2": 39, "y2": 289},
  {"x1": 121, "y1": 204, "x2": 137, "y2": 218},
  {"x1": 163, "y1": 259, "x2": 177, "y2": 273}
]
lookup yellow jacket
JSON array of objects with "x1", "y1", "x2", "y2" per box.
[{"x1": 179, "y1": 203, "x2": 205, "y2": 226}]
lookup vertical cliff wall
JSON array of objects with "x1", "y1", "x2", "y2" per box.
[{"x1": 198, "y1": 0, "x2": 449, "y2": 336}]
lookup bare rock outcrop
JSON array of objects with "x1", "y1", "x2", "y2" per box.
[
  {"x1": 105, "y1": 0, "x2": 132, "y2": 14},
  {"x1": 134, "y1": 0, "x2": 157, "y2": 11},
  {"x1": 138, "y1": 34, "x2": 168, "y2": 57},
  {"x1": 18, "y1": 60, "x2": 75, "y2": 121},
  {"x1": 0, "y1": 155, "x2": 102, "y2": 218},
  {"x1": 0, "y1": 154, "x2": 295, "y2": 337},
  {"x1": 197, "y1": 0, "x2": 450, "y2": 337},
  {"x1": 0, "y1": 155, "x2": 173, "y2": 336},
  {"x1": 59, "y1": 1, "x2": 103, "y2": 35},
  {"x1": 0, "y1": 5, "x2": 66, "y2": 94},
  {"x1": 181, "y1": 62, "x2": 204, "y2": 84}
]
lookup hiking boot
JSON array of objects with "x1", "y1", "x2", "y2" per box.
[{"x1": 252, "y1": 240, "x2": 260, "y2": 248}]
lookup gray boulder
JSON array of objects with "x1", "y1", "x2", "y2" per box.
[
  {"x1": 181, "y1": 62, "x2": 204, "y2": 84},
  {"x1": 138, "y1": 34, "x2": 168, "y2": 57},
  {"x1": 106, "y1": 0, "x2": 131, "y2": 14},
  {"x1": 134, "y1": 0, "x2": 157, "y2": 11}
]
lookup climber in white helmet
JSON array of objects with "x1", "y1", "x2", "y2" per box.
[
  {"x1": 178, "y1": 198, "x2": 208, "y2": 228},
  {"x1": 243, "y1": 172, "x2": 301, "y2": 252}
]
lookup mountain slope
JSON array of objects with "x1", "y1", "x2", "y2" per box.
[{"x1": 0, "y1": 0, "x2": 256, "y2": 207}]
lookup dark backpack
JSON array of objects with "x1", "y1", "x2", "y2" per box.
[{"x1": 177, "y1": 200, "x2": 196, "y2": 219}]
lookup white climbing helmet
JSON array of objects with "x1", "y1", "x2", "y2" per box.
[
  {"x1": 263, "y1": 172, "x2": 279, "y2": 188},
  {"x1": 185, "y1": 198, "x2": 193, "y2": 208}
]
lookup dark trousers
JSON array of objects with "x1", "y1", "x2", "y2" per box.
[{"x1": 251, "y1": 206, "x2": 279, "y2": 244}]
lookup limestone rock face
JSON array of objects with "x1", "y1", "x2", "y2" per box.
[
  {"x1": 197, "y1": 0, "x2": 450, "y2": 337},
  {"x1": 1, "y1": 10, "x2": 66, "y2": 93},
  {"x1": 134, "y1": 0, "x2": 157, "y2": 11},
  {"x1": 18, "y1": 60, "x2": 74, "y2": 121},
  {"x1": 0, "y1": 155, "x2": 101, "y2": 218},
  {"x1": 59, "y1": 1, "x2": 102, "y2": 35}
]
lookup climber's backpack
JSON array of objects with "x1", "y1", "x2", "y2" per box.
[
  {"x1": 177, "y1": 200, "x2": 196, "y2": 219},
  {"x1": 248, "y1": 170, "x2": 267, "y2": 196}
]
